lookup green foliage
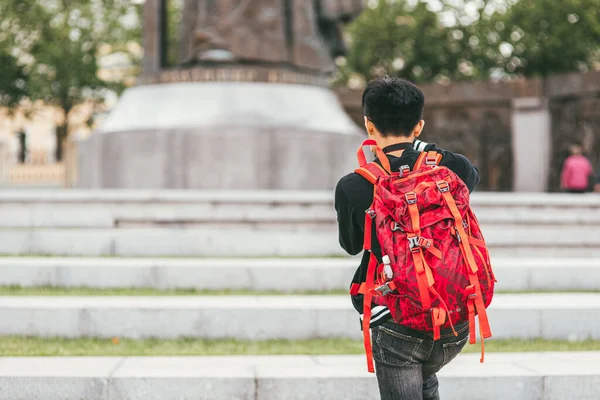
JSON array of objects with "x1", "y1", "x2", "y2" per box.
[
  {"x1": 490, "y1": 0, "x2": 600, "y2": 77},
  {"x1": 25, "y1": 0, "x2": 141, "y2": 109},
  {"x1": 341, "y1": 0, "x2": 459, "y2": 84},
  {"x1": 339, "y1": 0, "x2": 600, "y2": 85},
  {"x1": 0, "y1": 0, "x2": 37, "y2": 111},
  {"x1": 0, "y1": 51, "x2": 28, "y2": 111},
  {"x1": 0, "y1": 0, "x2": 141, "y2": 160},
  {"x1": 166, "y1": 0, "x2": 184, "y2": 67}
]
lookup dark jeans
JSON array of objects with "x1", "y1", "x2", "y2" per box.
[{"x1": 372, "y1": 320, "x2": 469, "y2": 400}]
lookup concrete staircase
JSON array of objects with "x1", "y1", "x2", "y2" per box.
[{"x1": 0, "y1": 190, "x2": 599, "y2": 399}]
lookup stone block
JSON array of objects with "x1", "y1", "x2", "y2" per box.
[
  {"x1": 486, "y1": 307, "x2": 542, "y2": 339},
  {"x1": 2, "y1": 190, "x2": 600, "y2": 228},
  {"x1": 109, "y1": 357, "x2": 255, "y2": 400},
  {"x1": 438, "y1": 377, "x2": 543, "y2": 400},
  {"x1": 2, "y1": 225, "x2": 600, "y2": 257},
  {"x1": 0, "y1": 353, "x2": 599, "y2": 399},
  {"x1": 0, "y1": 357, "x2": 119, "y2": 400},
  {"x1": 545, "y1": 376, "x2": 600, "y2": 400},
  {"x1": 2, "y1": 257, "x2": 600, "y2": 293},
  {"x1": 0, "y1": 377, "x2": 107, "y2": 400},
  {"x1": 541, "y1": 308, "x2": 600, "y2": 340},
  {"x1": 0, "y1": 294, "x2": 598, "y2": 341},
  {"x1": 529, "y1": 263, "x2": 600, "y2": 291},
  {"x1": 258, "y1": 376, "x2": 376, "y2": 400},
  {"x1": 493, "y1": 264, "x2": 531, "y2": 291}
]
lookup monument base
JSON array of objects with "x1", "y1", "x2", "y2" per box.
[{"x1": 76, "y1": 82, "x2": 363, "y2": 190}]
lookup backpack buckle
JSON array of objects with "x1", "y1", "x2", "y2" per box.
[
  {"x1": 425, "y1": 153, "x2": 438, "y2": 165},
  {"x1": 373, "y1": 282, "x2": 395, "y2": 296},
  {"x1": 390, "y1": 222, "x2": 403, "y2": 232},
  {"x1": 405, "y1": 192, "x2": 417, "y2": 205},
  {"x1": 399, "y1": 165, "x2": 410, "y2": 177},
  {"x1": 366, "y1": 208, "x2": 376, "y2": 219},
  {"x1": 408, "y1": 235, "x2": 420, "y2": 253},
  {"x1": 418, "y1": 237, "x2": 432, "y2": 249},
  {"x1": 436, "y1": 181, "x2": 450, "y2": 193}
]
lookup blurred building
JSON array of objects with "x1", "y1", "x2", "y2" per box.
[
  {"x1": 1, "y1": 64, "x2": 599, "y2": 191},
  {"x1": 0, "y1": 43, "x2": 141, "y2": 188},
  {"x1": 338, "y1": 70, "x2": 600, "y2": 192}
]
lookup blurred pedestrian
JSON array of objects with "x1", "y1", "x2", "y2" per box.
[{"x1": 560, "y1": 142, "x2": 593, "y2": 193}]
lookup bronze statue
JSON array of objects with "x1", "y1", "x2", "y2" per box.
[{"x1": 179, "y1": 0, "x2": 363, "y2": 73}]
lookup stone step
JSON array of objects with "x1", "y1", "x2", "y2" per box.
[
  {"x1": 0, "y1": 225, "x2": 599, "y2": 257},
  {"x1": 0, "y1": 293, "x2": 598, "y2": 340},
  {"x1": 1, "y1": 257, "x2": 598, "y2": 292},
  {"x1": 1, "y1": 352, "x2": 598, "y2": 400},
  {"x1": 1, "y1": 190, "x2": 599, "y2": 228},
  {"x1": 1, "y1": 191, "x2": 598, "y2": 257}
]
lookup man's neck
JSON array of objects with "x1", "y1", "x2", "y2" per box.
[{"x1": 377, "y1": 136, "x2": 414, "y2": 157}]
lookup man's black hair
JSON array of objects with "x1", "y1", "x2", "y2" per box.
[{"x1": 362, "y1": 76, "x2": 425, "y2": 137}]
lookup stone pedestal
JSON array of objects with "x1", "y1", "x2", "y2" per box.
[{"x1": 76, "y1": 82, "x2": 363, "y2": 190}]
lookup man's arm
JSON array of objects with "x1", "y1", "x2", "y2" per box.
[
  {"x1": 439, "y1": 150, "x2": 480, "y2": 192},
  {"x1": 414, "y1": 140, "x2": 480, "y2": 192},
  {"x1": 334, "y1": 179, "x2": 364, "y2": 256}
]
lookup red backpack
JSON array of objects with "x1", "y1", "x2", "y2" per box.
[{"x1": 350, "y1": 139, "x2": 495, "y2": 373}]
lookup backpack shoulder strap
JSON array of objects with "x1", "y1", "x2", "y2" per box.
[
  {"x1": 414, "y1": 150, "x2": 443, "y2": 170},
  {"x1": 355, "y1": 162, "x2": 389, "y2": 184}
]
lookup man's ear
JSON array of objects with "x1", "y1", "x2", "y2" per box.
[
  {"x1": 413, "y1": 120, "x2": 425, "y2": 138},
  {"x1": 364, "y1": 117, "x2": 375, "y2": 136}
]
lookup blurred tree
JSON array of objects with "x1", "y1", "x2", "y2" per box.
[
  {"x1": 166, "y1": 0, "x2": 184, "y2": 67},
  {"x1": 0, "y1": 51, "x2": 28, "y2": 112},
  {"x1": 0, "y1": 0, "x2": 33, "y2": 112},
  {"x1": 0, "y1": 0, "x2": 141, "y2": 161},
  {"x1": 489, "y1": 0, "x2": 600, "y2": 77},
  {"x1": 339, "y1": 0, "x2": 460, "y2": 85},
  {"x1": 338, "y1": 0, "x2": 600, "y2": 86}
]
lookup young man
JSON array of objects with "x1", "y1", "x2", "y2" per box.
[{"x1": 335, "y1": 76, "x2": 480, "y2": 400}]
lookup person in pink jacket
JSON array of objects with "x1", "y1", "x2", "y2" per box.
[{"x1": 561, "y1": 143, "x2": 593, "y2": 193}]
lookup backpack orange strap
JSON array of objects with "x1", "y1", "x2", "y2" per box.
[
  {"x1": 355, "y1": 162, "x2": 390, "y2": 184},
  {"x1": 357, "y1": 139, "x2": 391, "y2": 174},
  {"x1": 415, "y1": 151, "x2": 442, "y2": 170},
  {"x1": 359, "y1": 183, "x2": 379, "y2": 374},
  {"x1": 362, "y1": 253, "x2": 377, "y2": 373},
  {"x1": 405, "y1": 192, "x2": 458, "y2": 342},
  {"x1": 406, "y1": 193, "x2": 434, "y2": 307},
  {"x1": 436, "y1": 181, "x2": 492, "y2": 362}
]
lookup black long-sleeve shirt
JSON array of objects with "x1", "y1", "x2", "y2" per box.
[{"x1": 334, "y1": 140, "x2": 480, "y2": 327}]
